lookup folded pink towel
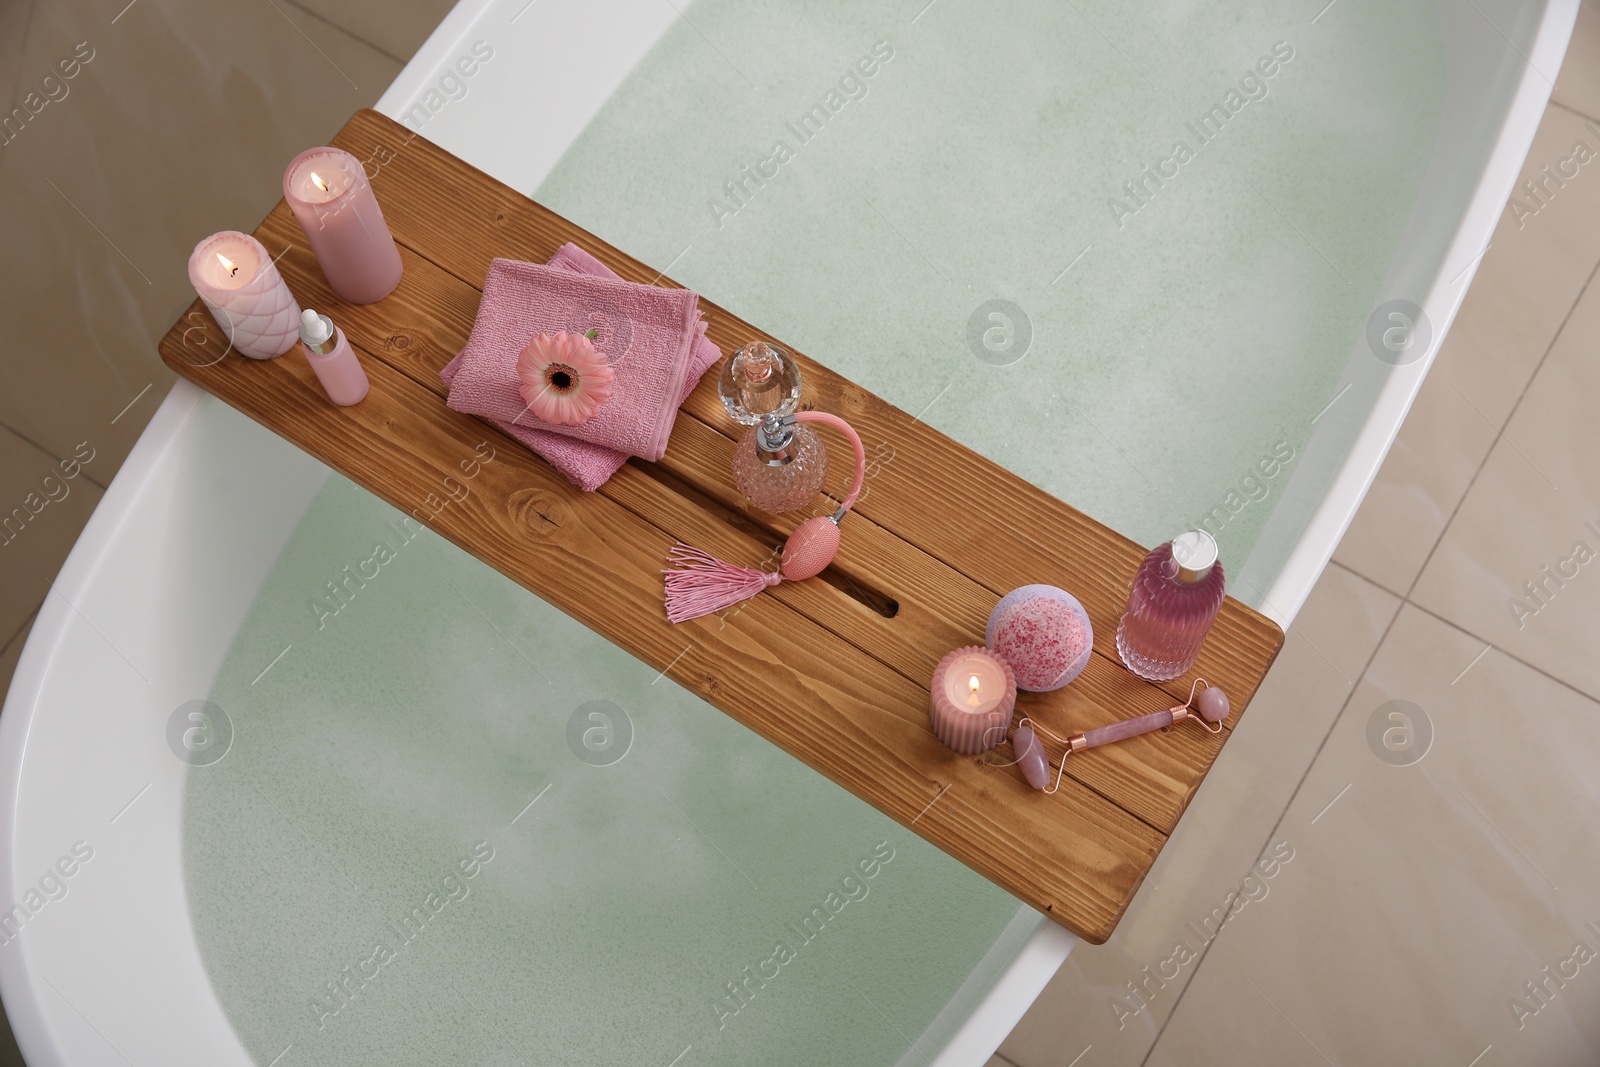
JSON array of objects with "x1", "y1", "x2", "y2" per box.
[
  {"x1": 441, "y1": 245, "x2": 721, "y2": 491},
  {"x1": 445, "y1": 255, "x2": 702, "y2": 462}
]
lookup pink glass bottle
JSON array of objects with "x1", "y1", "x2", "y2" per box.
[
  {"x1": 718, "y1": 342, "x2": 828, "y2": 513},
  {"x1": 1116, "y1": 529, "x2": 1226, "y2": 682},
  {"x1": 299, "y1": 309, "x2": 369, "y2": 406}
]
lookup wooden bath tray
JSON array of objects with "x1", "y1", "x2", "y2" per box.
[{"x1": 159, "y1": 109, "x2": 1283, "y2": 943}]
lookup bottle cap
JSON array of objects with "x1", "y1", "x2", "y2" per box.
[
  {"x1": 1169, "y1": 529, "x2": 1218, "y2": 583},
  {"x1": 299, "y1": 308, "x2": 333, "y2": 347},
  {"x1": 741, "y1": 343, "x2": 775, "y2": 382},
  {"x1": 718, "y1": 341, "x2": 802, "y2": 426}
]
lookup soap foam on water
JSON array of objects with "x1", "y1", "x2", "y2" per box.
[
  {"x1": 530, "y1": 0, "x2": 1442, "y2": 591},
  {"x1": 185, "y1": 477, "x2": 1026, "y2": 1065}
]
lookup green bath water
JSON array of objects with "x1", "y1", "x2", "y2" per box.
[
  {"x1": 534, "y1": 0, "x2": 1442, "y2": 592},
  {"x1": 185, "y1": 477, "x2": 1030, "y2": 1066},
  {"x1": 186, "y1": 2, "x2": 1443, "y2": 1061}
]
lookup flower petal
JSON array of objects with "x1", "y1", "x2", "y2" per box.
[{"x1": 516, "y1": 331, "x2": 616, "y2": 425}]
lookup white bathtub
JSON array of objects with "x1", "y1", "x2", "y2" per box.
[{"x1": 0, "y1": 0, "x2": 1576, "y2": 1063}]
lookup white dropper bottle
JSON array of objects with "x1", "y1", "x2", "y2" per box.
[{"x1": 298, "y1": 308, "x2": 369, "y2": 406}]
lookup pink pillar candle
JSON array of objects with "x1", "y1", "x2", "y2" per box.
[
  {"x1": 929, "y1": 646, "x2": 1017, "y2": 755},
  {"x1": 283, "y1": 147, "x2": 403, "y2": 305},
  {"x1": 186, "y1": 231, "x2": 302, "y2": 360}
]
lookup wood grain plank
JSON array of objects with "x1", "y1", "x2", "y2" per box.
[
  {"x1": 160, "y1": 304, "x2": 1160, "y2": 942},
  {"x1": 158, "y1": 109, "x2": 1290, "y2": 942},
  {"x1": 251, "y1": 214, "x2": 1231, "y2": 835},
  {"x1": 324, "y1": 110, "x2": 1283, "y2": 716}
]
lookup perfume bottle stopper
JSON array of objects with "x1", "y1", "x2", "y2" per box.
[{"x1": 719, "y1": 342, "x2": 827, "y2": 513}]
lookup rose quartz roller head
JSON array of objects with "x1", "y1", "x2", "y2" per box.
[
  {"x1": 1009, "y1": 680, "x2": 1230, "y2": 792},
  {"x1": 1013, "y1": 724, "x2": 1052, "y2": 791}
]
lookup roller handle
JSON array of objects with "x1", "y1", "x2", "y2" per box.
[{"x1": 1078, "y1": 709, "x2": 1175, "y2": 749}]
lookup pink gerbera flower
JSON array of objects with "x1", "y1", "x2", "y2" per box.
[{"x1": 516, "y1": 330, "x2": 615, "y2": 426}]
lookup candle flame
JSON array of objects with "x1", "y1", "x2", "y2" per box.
[
  {"x1": 968, "y1": 674, "x2": 980, "y2": 694},
  {"x1": 216, "y1": 253, "x2": 238, "y2": 277},
  {"x1": 310, "y1": 171, "x2": 330, "y2": 192}
]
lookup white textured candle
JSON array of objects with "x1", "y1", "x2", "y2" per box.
[{"x1": 186, "y1": 231, "x2": 301, "y2": 360}]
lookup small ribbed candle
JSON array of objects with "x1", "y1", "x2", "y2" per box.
[{"x1": 929, "y1": 646, "x2": 1016, "y2": 755}]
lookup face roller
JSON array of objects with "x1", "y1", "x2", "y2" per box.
[{"x1": 1007, "y1": 680, "x2": 1230, "y2": 793}]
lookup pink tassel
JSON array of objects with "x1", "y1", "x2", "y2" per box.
[{"x1": 663, "y1": 542, "x2": 782, "y2": 623}]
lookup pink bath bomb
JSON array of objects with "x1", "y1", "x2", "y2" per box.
[{"x1": 986, "y1": 585, "x2": 1094, "y2": 692}]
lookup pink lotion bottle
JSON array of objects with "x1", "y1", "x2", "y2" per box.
[
  {"x1": 1116, "y1": 529, "x2": 1226, "y2": 682},
  {"x1": 299, "y1": 308, "x2": 369, "y2": 406}
]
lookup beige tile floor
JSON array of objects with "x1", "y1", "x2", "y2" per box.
[{"x1": 2, "y1": 3, "x2": 1598, "y2": 1067}]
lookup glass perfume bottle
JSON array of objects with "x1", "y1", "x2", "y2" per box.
[
  {"x1": 718, "y1": 341, "x2": 828, "y2": 513},
  {"x1": 1116, "y1": 529, "x2": 1226, "y2": 682}
]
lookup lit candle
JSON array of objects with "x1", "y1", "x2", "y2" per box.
[
  {"x1": 283, "y1": 146, "x2": 403, "y2": 305},
  {"x1": 929, "y1": 646, "x2": 1017, "y2": 755},
  {"x1": 185, "y1": 231, "x2": 301, "y2": 360}
]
